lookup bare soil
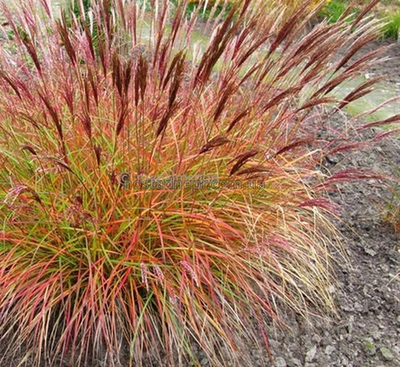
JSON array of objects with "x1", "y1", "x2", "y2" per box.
[{"x1": 365, "y1": 39, "x2": 400, "y2": 87}]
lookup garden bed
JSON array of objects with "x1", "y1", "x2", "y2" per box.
[{"x1": 1, "y1": 37, "x2": 399, "y2": 367}]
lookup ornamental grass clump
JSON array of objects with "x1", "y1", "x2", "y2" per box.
[{"x1": 0, "y1": 0, "x2": 397, "y2": 365}]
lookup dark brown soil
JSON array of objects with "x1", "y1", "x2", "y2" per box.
[{"x1": 265, "y1": 124, "x2": 400, "y2": 367}]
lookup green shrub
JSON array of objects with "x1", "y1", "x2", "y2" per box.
[
  {"x1": 0, "y1": 0, "x2": 392, "y2": 365},
  {"x1": 318, "y1": 0, "x2": 359, "y2": 24},
  {"x1": 385, "y1": 172, "x2": 400, "y2": 232},
  {"x1": 382, "y1": 11, "x2": 400, "y2": 39}
]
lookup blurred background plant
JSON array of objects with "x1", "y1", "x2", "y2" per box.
[
  {"x1": 180, "y1": 0, "x2": 400, "y2": 40},
  {"x1": 318, "y1": 0, "x2": 359, "y2": 24},
  {"x1": 385, "y1": 172, "x2": 400, "y2": 232},
  {"x1": 381, "y1": 9, "x2": 400, "y2": 40},
  {"x1": 184, "y1": 0, "x2": 330, "y2": 19},
  {"x1": 316, "y1": 0, "x2": 400, "y2": 39},
  {"x1": 0, "y1": 0, "x2": 396, "y2": 366}
]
